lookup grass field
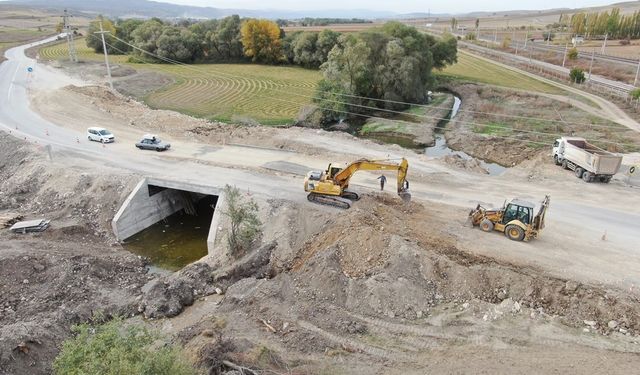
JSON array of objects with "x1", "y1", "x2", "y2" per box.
[
  {"x1": 39, "y1": 38, "x2": 320, "y2": 124},
  {"x1": 438, "y1": 52, "x2": 562, "y2": 94}
]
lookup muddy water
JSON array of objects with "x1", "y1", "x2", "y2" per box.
[
  {"x1": 425, "y1": 97, "x2": 507, "y2": 176},
  {"x1": 122, "y1": 196, "x2": 216, "y2": 271}
]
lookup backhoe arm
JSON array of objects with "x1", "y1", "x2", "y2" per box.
[{"x1": 333, "y1": 158, "x2": 410, "y2": 193}]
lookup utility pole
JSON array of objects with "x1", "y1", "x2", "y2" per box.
[
  {"x1": 95, "y1": 22, "x2": 113, "y2": 90},
  {"x1": 494, "y1": 27, "x2": 497, "y2": 43},
  {"x1": 601, "y1": 33, "x2": 608, "y2": 54},
  {"x1": 562, "y1": 40, "x2": 569, "y2": 67},
  {"x1": 635, "y1": 55, "x2": 640, "y2": 87},
  {"x1": 524, "y1": 30, "x2": 528, "y2": 48},
  {"x1": 588, "y1": 49, "x2": 595, "y2": 81},
  {"x1": 62, "y1": 9, "x2": 77, "y2": 62}
]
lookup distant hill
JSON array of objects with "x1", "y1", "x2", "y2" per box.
[{"x1": 7, "y1": 0, "x2": 396, "y2": 19}]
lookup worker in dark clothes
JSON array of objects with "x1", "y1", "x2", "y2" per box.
[{"x1": 377, "y1": 175, "x2": 387, "y2": 191}]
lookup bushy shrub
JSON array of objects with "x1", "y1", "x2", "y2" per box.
[
  {"x1": 569, "y1": 68, "x2": 586, "y2": 84},
  {"x1": 53, "y1": 317, "x2": 196, "y2": 375}
]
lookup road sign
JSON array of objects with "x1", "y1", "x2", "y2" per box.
[{"x1": 27, "y1": 67, "x2": 33, "y2": 73}]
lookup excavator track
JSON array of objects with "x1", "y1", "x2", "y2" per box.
[
  {"x1": 341, "y1": 190, "x2": 360, "y2": 201},
  {"x1": 307, "y1": 193, "x2": 352, "y2": 209}
]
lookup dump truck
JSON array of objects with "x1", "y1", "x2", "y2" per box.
[{"x1": 552, "y1": 137, "x2": 622, "y2": 183}]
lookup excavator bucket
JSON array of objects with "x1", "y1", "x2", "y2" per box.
[{"x1": 399, "y1": 190, "x2": 411, "y2": 203}]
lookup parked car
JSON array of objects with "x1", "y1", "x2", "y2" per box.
[
  {"x1": 87, "y1": 127, "x2": 115, "y2": 143},
  {"x1": 135, "y1": 134, "x2": 171, "y2": 152}
]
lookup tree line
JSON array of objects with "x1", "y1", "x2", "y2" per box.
[
  {"x1": 567, "y1": 8, "x2": 640, "y2": 39},
  {"x1": 86, "y1": 16, "x2": 344, "y2": 66}
]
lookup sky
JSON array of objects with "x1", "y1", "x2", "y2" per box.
[{"x1": 159, "y1": 0, "x2": 620, "y2": 14}]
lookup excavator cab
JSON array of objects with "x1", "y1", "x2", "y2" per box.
[{"x1": 469, "y1": 195, "x2": 550, "y2": 242}]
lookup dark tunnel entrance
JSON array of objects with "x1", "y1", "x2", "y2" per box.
[{"x1": 122, "y1": 188, "x2": 219, "y2": 271}]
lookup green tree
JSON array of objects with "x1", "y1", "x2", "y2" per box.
[
  {"x1": 86, "y1": 16, "x2": 116, "y2": 53},
  {"x1": 131, "y1": 19, "x2": 165, "y2": 60},
  {"x1": 316, "y1": 22, "x2": 456, "y2": 121},
  {"x1": 223, "y1": 185, "x2": 262, "y2": 256},
  {"x1": 155, "y1": 27, "x2": 198, "y2": 62},
  {"x1": 216, "y1": 15, "x2": 243, "y2": 60},
  {"x1": 314, "y1": 29, "x2": 340, "y2": 65},
  {"x1": 240, "y1": 19, "x2": 283, "y2": 63},
  {"x1": 451, "y1": 17, "x2": 458, "y2": 31},
  {"x1": 568, "y1": 47, "x2": 579, "y2": 60},
  {"x1": 569, "y1": 68, "x2": 586, "y2": 83},
  {"x1": 293, "y1": 32, "x2": 319, "y2": 67},
  {"x1": 53, "y1": 317, "x2": 196, "y2": 375}
]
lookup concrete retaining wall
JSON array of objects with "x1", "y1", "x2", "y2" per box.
[{"x1": 112, "y1": 178, "x2": 223, "y2": 255}]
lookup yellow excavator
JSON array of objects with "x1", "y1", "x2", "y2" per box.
[
  {"x1": 469, "y1": 195, "x2": 550, "y2": 241},
  {"x1": 304, "y1": 158, "x2": 411, "y2": 209}
]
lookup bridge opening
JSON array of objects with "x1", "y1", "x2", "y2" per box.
[{"x1": 112, "y1": 179, "x2": 224, "y2": 271}]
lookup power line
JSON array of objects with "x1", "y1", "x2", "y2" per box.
[{"x1": 103, "y1": 39, "x2": 639, "y2": 149}]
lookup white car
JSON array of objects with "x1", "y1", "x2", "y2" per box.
[{"x1": 87, "y1": 127, "x2": 115, "y2": 143}]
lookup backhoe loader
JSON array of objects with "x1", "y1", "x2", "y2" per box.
[
  {"x1": 469, "y1": 195, "x2": 550, "y2": 241},
  {"x1": 304, "y1": 158, "x2": 411, "y2": 209}
]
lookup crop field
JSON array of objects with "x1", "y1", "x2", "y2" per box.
[
  {"x1": 438, "y1": 51, "x2": 562, "y2": 93},
  {"x1": 142, "y1": 64, "x2": 320, "y2": 124},
  {"x1": 39, "y1": 38, "x2": 129, "y2": 63},
  {"x1": 40, "y1": 39, "x2": 321, "y2": 123}
]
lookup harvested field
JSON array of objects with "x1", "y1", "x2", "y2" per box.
[{"x1": 282, "y1": 22, "x2": 381, "y2": 33}]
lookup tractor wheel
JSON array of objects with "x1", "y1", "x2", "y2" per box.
[
  {"x1": 505, "y1": 225, "x2": 525, "y2": 241},
  {"x1": 561, "y1": 160, "x2": 569, "y2": 169},
  {"x1": 574, "y1": 167, "x2": 584, "y2": 179},
  {"x1": 480, "y1": 219, "x2": 494, "y2": 232},
  {"x1": 553, "y1": 155, "x2": 561, "y2": 166}
]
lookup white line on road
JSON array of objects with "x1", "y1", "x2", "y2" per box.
[{"x1": 7, "y1": 62, "x2": 21, "y2": 101}]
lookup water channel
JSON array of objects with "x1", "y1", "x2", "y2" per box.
[
  {"x1": 424, "y1": 96, "x2": 507, "y2": 176},
  {"x1": 121, "y1": 195, "x2": 217, "y2": 272}
]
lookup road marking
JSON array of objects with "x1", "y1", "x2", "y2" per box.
[{"x1": 7, "y1": 62, "x2": 21, "y2": 101}]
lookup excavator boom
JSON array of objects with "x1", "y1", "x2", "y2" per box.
[{"x1": 334, "y1": 158, "x2": 410, "y2": 194}]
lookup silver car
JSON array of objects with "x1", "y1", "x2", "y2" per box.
[{"x1": 135, "y1": 134, "x2": 171, "y2": 152}]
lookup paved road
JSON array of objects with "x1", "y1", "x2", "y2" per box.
[{"x1": 2, "y1": 37, "x2": 640, "y2": 290}]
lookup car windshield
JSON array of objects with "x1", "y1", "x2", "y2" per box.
[{"x1": 99, "y1": 130, "x2": 112, "y2": 135}]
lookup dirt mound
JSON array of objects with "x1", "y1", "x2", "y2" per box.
[
  {"x1": 0, "y1": 133, "x2": 137, "y2": 238},
  {"x1": 0, "y1": 240, "x2": 149, "y2": 375},
  {"x1": 441, "y1": 154, "x2": 489, "y2": 174},
  {"x1": 176, "y1": 193, "x2": 640, "y2": 373},
  {"x1": 0, "y1": 134, "x2": 151, "y2": 375}
]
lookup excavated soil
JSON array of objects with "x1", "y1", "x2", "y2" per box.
[
  {"x1": 0, "y1": 134, "x2": 152, "y2": 375},
  {"x1": 169, "y1": 194, "x2": 640, "y2": 374}
]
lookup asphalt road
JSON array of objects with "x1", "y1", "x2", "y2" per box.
[{"x1": 2, "y1": 36, "x2": 640, "y2": 290}]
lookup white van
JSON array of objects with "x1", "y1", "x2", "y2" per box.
[{"x1": 87, "y1": 127, "x2": 115, "y2": 143}]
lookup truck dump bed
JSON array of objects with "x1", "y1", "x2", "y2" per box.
[{"x1": 564, "y1": 138, "x2": 622, "y2": 175}]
